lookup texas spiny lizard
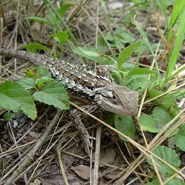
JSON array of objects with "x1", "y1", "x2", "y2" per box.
[{"x1": 0, "y1": 49, "x2": 138, "y2": 115}]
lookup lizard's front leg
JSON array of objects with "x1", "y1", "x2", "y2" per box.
[{"x1": 70, "y1": 104, "x2": 99, "y2": 156}]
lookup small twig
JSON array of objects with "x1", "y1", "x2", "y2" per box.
[
  {"x1": 57, "y1": 139, "x2": 70, "y2": 185},
  {"x1": 92, "y1": 126, "x2": 101, "y2": 185}
]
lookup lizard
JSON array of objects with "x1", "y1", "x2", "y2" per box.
[{"x1": 0, "y1": 49, "x2": 138, "y2": 116}]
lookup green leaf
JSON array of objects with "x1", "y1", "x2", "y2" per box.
[
  {"x1": 149, "y1": 88, "x2": 163, "y2": 98},
  {"x1": 21, "y1": 43, "x2": 49, "y2": 52},
  {"x1": 165, "y1": 178, "x2": 185, "y2": 185},
  {"x1": 149, "y1": 89, "x2": 177, "y2": 106},
  {"x1": 35, "y1": 76, "x2": 53, "y2": 89},
  {"x1": 115, "y1": 29, "x2": 136, "y2": 43},
  {"x1": 140, "y1": 106, "x2": 173, "y2": 133},
  {"x1": 3, "y1": 112, "x2": 16, "y2": 121},
  {"x1": 156, "y1": 0, "x2": 168, "y2": 26},
  {"x1": 169, "y1": 0, "x2": 185, "y2": 28},
  {"x1": 134, "y1": 20, "x2": 154, "y2": 55},
  {"x1": 52, "y1": 31, "x2": 69, "y2": 44},
  {"x1": 105, "y1": 29, "x2": 136, "y2": 49},
  {"x1": 146, "y1": 177, "x2": 185, "y2": 185},
  {"x1": 114, "y1": 115, "x2": 135, "y2": 141},
  {"x1": 18, "y1": 78, "x2": 36, "y2": 90},
  {"x1": 166, "y1": 7, "x2": 185, "y2": 80},
  {"x1": 73, "y1": 47, "x2": 114, "y2": 64},
  {"x1": 157, "y1": 94, "x2": 179, "y2": 115},
  {"x1": 33, "y1": 80, "x2": 69, "y2": 110},
  {"x1": 126, "y1": 75, "x2": 149, "y2": 93},
  {"x1": 46, "y1": 12, "x2": 59, "y2": 27},
  {"x1": 117, "y1": 41, "x2": 143, "y2": 66},
  {"x1": 23, "y1": 67, "x2": 51, "y2": 79},
  {"x1": 140, "y1": 113, "x2": 161, "y2": 133},
  {"x1": 74, "y1": 47, "x2": 100, "y2": 58},
  {"x1": 152, "y1": 106, "x2": 173, "y2": 128},
  {"x1": 145, "y1": 178, "x2": 160, "y2": 185},
  {"x1": 148, "y1": 89, "x2": 179, "y2": 116},
  {"x1": 174, "y1": 125, "x2": 185, "y2": 151},
  {"x1": 36, "y1": 66, "x2": 51, "y2": 77},
  {"x1": 58, "y1": 3, "x2": 73, "y2": 17},
  {"x1": 147, "y1": 146, "x2": 180, "y2": 174},
  {"x1": 127, "y1": 68, "x2": 155, "y2": 77},
  {"x1": 0, "y1": 81, "x2": 37, "y2": 120},
  {"x1": 26, "y1": 16, "x2": 51, "y2": 25}
]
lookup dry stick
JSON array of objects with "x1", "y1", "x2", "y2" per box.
[
  {"x1": 135, "y1": 40, "x2": 163, "y2": 184},
  {"x1": 0, "y1": 17, "x2": 3, "y2": 75},
  {"x1": 4, "y1": 109, "x2": 62, "y2": 185},
  {"x1": 92, "y1": 1, "x2": 101, "y2": 184},
  {"x1": 57, "y1": 140, "x2": 70, "y2": 185},
  {"x1": 93, "y1": 126, "x2": 101, "y2": 185}
]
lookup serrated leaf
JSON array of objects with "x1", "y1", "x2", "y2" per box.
[
  {"x1": 36, "y1": 66, "x2": 51, "y2": 77},
  {"x1": 146, "y1": 177, "x2": 185, "y2": 185},
  {"x1": 147, "y1": 146, "x2": 180, "y2": 174},
  {"x1": 165, "y1": 178, "x2": 185, "y2": 185},
  {"x1": 149, "y1": 89, "x2": 179, "y2": 116},
  {"x1": 140, "y1": 113, "x2": 161, "y2": 133},
  {"x1": 174, "y1": 125, "x2": 185, "y2": 151},
  {"x1": 140, "y1": 106, "x2": 173, "y2": 133},
  {"x1": 18, "y1": 78, "x2": 36, "y2": 90},
  {"x1": 157, "y1": 93, "x2": 177, "y2": 107},
  {"x1": 114, "y1": 115, "x2": 135, "y2": 141},
  {"x1": 152, "y1": 106, "x2": 173, "y2": 128},
  {"x1": 126, "y1": 75, "x2": 149, "y2": 93},
  {"x1": 0, "y1": 81, "x2": 37, "y2": 120},
  {"x1": 33, "y1": 80, "x2": 69, "y2": 110}
]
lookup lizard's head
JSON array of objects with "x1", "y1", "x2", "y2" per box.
[{"x1": 94, "y1": 84, "x2": 138, "y2": 115}]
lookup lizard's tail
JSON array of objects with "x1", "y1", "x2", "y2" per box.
[{"x1": 0, "y1": 48, "x2": 45, "y2": 66}]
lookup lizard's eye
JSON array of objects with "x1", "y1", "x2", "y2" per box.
[
  {"x1": 112, "y1": 95, "x2": 117, "y2": 100},
  {"x1": 112, "y1": 94, "x2": 118, "y2": 103}
]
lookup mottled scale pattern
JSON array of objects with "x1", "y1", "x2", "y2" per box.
[
  {"x1": 0, "y1": 49, "x2": 139, "y2": 115},
  {"x1": 0, "y1": 49, "x2": 112, "y2": 97}
]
